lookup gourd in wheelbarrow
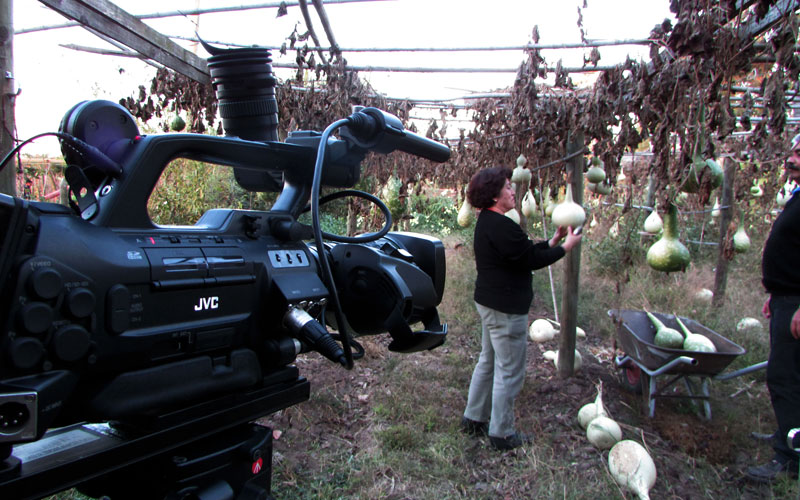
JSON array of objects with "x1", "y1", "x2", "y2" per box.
[
  {"x1": 644, "y1": 310, "x2": 683, "y2": 349},
  {"x1": 675, "y1": 315, "x2": 716, "y2": 352}
]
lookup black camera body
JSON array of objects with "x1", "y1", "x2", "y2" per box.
[{"x1": 0, "y1": 47, "x2": 450, "y2": 499}]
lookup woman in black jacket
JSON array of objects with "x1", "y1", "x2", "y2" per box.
[{"x1": 461, "y1": 166, "x2": 582, "y2": 450}]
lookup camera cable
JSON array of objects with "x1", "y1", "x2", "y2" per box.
[
  {"x1": 302, "y1": 188, "x2": 392, "y2": 243},
  {"x1": 0, "y1": 132, "x2": 122, "y2": 178},
  {"x1": 311, "y1": 118, "x2": 356, "y2": 369}
]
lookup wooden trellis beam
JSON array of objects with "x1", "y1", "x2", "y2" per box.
[
  {"x1": 20, "y1": 0, "x2": 386, "y2": 34},
  {"x1": 39, "y1": 0, "x2": 210, "y2": 83}
]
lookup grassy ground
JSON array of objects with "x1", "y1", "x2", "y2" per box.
[{"x1": 263, "y1": 226, "x2": 798, "y2": 499}]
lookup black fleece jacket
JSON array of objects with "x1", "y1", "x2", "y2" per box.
[
  {"x1": 763, "y1": 191, "x2": 800, "y2": 295},
  {"x1": 473, "y1": 209, "x2": 566, "y2": 314}
]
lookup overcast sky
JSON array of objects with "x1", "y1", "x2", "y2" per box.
[{"x1": 13, "y1": 0, "x2": 673, "y2": 154}]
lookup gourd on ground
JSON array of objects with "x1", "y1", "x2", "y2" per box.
[
  {"x1": 543, "y1": 349, "x2": 582, "y2": 371},
  {"x1": 577, "y1": 381, "x2": 608, "y2": 429},
  {"x1": 694, "y1": 288, "x2": 713, "y2": 304},
  {"x1": 528, "y1": 319, "x2": 557, "y2": 342},
  {"x1": 587, "y1": 415, "x2": 623, "y2": 450},
  {"x1": 608, "y1": 440, "x2": 657, "y2": 500}
]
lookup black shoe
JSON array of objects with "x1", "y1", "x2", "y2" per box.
[
  {"x1": 745, "y1": 459, "x2": 799, "y2": 483},
  {"x1": 460, "y1": 417, "x2": 488, "y2": 437},
  {"x1": 489, "y1": 432, "x2": 532, "y2": 451}
]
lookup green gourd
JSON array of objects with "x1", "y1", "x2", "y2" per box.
[
  {"x1": 645, "y1": 310, "x2": 684, "y2": 349},
  {"x1": 586, "y1": 157, "x2": 606, "y2": 183},
  {"x1": 646, "y1": 203, "x2": 690, "y2": 273},
  {"x1": 675, "y1": 315, "x2": 716, "y2": 352}
]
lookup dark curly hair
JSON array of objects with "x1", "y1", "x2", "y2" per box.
[{"x1": 467, "y1": 167, "x2": 512, "y2": 209}]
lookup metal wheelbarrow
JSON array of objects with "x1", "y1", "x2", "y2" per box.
[{"x1": 608, "y1": 309, "x2": 767, "y2": 420}]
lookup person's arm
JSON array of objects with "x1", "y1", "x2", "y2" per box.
[{"x1": 791, "y1": 307, "x2": 800, "y2": 340}]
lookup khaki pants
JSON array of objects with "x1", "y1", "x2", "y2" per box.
[{"x1": 464, "y1": 303, "x2": 528, "y2": 438}]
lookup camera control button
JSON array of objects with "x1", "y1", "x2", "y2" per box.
[
  {"x1": 107, "y1": 284, "x2": 131, "y2": 334},
  {"x1": 29, "y1": 267, "x2": 63, "y2": 299},
  {"x1": 9, "y1": 337, "x2": 45, "y2": 370},
  {"x1": 52, "y1": 325, "x2": 91, "y2": 362},
  {"x1": 67, "y1": 287, "x2": 96, "y2": 318},
  {"x1": 19, "y1": 302, "x2": 53, "y2": 335}
]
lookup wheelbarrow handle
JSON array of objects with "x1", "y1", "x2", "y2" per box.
[{"x1": 713, "y1": 360, "x2": 768, "y2": 381}]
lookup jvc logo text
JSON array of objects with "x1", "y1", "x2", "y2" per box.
[{"x1": 194, "y1": 296, "x2": 219, "y2": 311}]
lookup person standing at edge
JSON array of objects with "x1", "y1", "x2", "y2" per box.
[
  {"x1": 460, "y1": 166, "x2": 582, "y2": 451},
  {"x1": 745, "y1": 134, "x2": 800, "y2": 482}
]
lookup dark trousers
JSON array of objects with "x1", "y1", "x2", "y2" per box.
[{"x1": 767, "y1": 295, "x2": 800, "y2": 464}]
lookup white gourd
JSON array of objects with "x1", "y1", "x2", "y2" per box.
[
  {"x1": 711, "y1": 197, "x2": 720, "y2": 218},
  {"x1": 577, "y1": 382, "x2": 607, "y2": 429},
  {"x1": 609, "y1": 221, "x2": 619, "y2": 238},
  {"x1": 521, "y1": 190, "x2": 537, "y2": 218},
  {"x1": 643, "y1": 209, "x2": 663, "y2": 234},
  {"x1": 511, "y1": 166, "x2": 531, "y2": 185},
  {"x1": 587, "y1": 416, "x2": 623, "y2": 450},
  {"x1": 551, "y1": 184, "x2": 586, "y2": 228},
  {"x1": 457, "y1": 188, "x2": 473, "y2": 227},
  {"x1": 545, "y1": 318, "x2": 586, "y2": 339},
  {"x1": 694, "y1": 288, "x2": 713, "y2": 304},
  {"x1": 511, "y1": 154, "x2": 531, "y2": 185},
  {"x1": 733, "y1": 225, "x2": 750, "y2": 253},
  {"x1": 608, "y1": 440, "x2": 657, "y2": 500},
  {"x1": 543, "y1": 349, "x2": 582, "y2": 371},
  {"x1": 528, "y1": 319, "x2": 556, "y2": 342},
  {"x1": 736, "y1": 317, "x2": 763, "y2": 334},
  {"x1": 505, "y1": 209, "x2": 521, "y2": 224}
]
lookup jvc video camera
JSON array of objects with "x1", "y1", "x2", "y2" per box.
[{"x1": 0, "y1": 45, "x2": 449, "y2": 499}]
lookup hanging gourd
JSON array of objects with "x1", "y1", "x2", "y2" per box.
[
  {"x1": 521, "y1": 190, "x2": 537, "y2": 218},
  {"x1": 733, "y1": 211, "x2": 750, "y2": 253},
  {"x1": 505, "y1": 208, "x2": 521, "y2": 224},
  {"x1": 646, "y1": 203, "x2": 690, "y2": 273},
  {"x1": 543, "y1": 187, "x2": 556, "y2": 216},
  {"x1": 617, "y1": 167, "x2": 627, "y2": 184},
  {"x1": 643, "y1": 207, "x2": 663, "y2": 234},
  {"x1": 609, "y1": 220, "x2": 619, "y2": 239},
  {"x1": 681, "y1": 103, "x2": 723, "y2": 193},
  {"x1": 551, "y1": 184, "x2": 586, "y2": 228},
  {"x1": 777, "y1": 183, "x2": 792, "y2": 207},
  {"x1": 511, "y1": 154, "x2": 531, "y2": 185},
  {"x1": 457, "y1": 187, "x2": 474, "y2": 227},
  {"x1": 586, "y1": 157, "x2": 606, "y2": 183},
  {"x1": 710, "y1": 197, "x2": 720, "y2": 218},
  {"x1": 750, "y1": 180, "x2": 763, "y2": 197}
]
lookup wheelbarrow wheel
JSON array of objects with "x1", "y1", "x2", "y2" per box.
[{"x1": 618, "y1": 363, "x2": 649, "y2": 395}]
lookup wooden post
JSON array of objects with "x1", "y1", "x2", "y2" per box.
[
  {"x1": 712, "y1": 157, "x2": 736, "y2": 307},
  {"x1": 0, "y1": 0, "x2": 15, "y2": 196},
  {"x1": 558, "y1": 131, "x2": 584, "y2": 378}
]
